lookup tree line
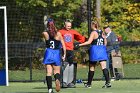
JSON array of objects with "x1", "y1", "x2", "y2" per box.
[{"x1": 0, "y1": 0, "x2": 140, "y2": 42}]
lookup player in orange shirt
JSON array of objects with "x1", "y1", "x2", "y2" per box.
[{"x1": 59, "y1": 19, "x2": 86, "y2": 88}]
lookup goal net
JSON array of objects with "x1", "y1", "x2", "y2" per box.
[
  {"x1": 0, "y1": 6, "x2": 8, "y2": 86},
  {"x1": 0, "y1": 1, "x2": 47, "y2": 82}
]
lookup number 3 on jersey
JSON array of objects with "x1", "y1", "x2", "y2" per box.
[
  {"x1": 50, "y1": 41, "x2": 55, "y2": 49},
  {"x1": 97, "y1": 38, "x2": 104, "y2": 45}
]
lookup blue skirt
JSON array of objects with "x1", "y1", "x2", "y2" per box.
[
  {"x1": 42, "y1": 48, "x2": 61, "y2": 66},
  {"x1": 89, "y1": 45, "x2": 108, "y2": 62}
]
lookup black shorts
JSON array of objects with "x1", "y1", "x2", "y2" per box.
[
  {"x1": 90, "y1": 60, "x2": 107, "y2": 65},
  {"x1": 66, "y1": 50, "x2": 74, "y2": 63}
]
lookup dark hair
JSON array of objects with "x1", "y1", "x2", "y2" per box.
[
  {"x1": 103, "y1": 25, "x2": 110, "y2": 29},
  {"x1": 47, "y1": 19, "x2": 57, "y2": 38}
]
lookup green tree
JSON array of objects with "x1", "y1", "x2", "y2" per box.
[{"x1": 101, "y1": 0, "x2": 140, "y2": 41}]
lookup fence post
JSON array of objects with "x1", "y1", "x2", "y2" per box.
[
  {"x1": 29, "y1": 44, "x2": 32, "y2": 81},
  {"x1": 87, "y1": 0, "x2": 92, "y2": 37}
]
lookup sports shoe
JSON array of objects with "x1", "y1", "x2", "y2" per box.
[
  {"x1": 62, "y1": 82, "x2": 68, "y2": 88},
  {"x1": 67, "y1": 83, "x2": 76, "y2": 88},
  {"x1": 48, "y1": 89, "x2": 54, "y2": 93},
  {"x1": 84, "y1": 82, "x2": 91, "y2": 88},
  {"x1": 111, "y1": 77, "x2": 115, "y2": 81},
  {"x1": 55, "y1": 79, "x2": 60, "y2": 92},
  {"x1": 102, "y1": 82, "x2": 111, "y2": 88}
]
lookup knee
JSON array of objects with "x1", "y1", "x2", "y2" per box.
[
  {"x1": 47, "y1": 70, "x2": 53, "y2": 76},
  {"x1": 89, "y1": 67, "x2": 95, "y2": 71},
  {"x1": 54, "y1": 73, "x2": 61, "y2": 81},
  {"x1": 101, "y1": 62, "x2": 107, "y2": 69}
]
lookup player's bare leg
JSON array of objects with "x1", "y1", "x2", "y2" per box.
[
  {"x1": 53, "y1": 65, "x2": 61, "y2": 92},
  {"x1": 100, "y1": 61, "x2": 111, "y2": 88},
  {"x1": 46, "y1": 65, "x2": 54, "y2": 93}
]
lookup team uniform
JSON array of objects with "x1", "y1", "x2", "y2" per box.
[
  {"x1": 84, "y1": 30, "x2": 111, "y2": 88},
  {"x1": 59, "y1": 28, "x2": 85, "y2": 88},
  {"x1": 89, "y1": 30, "x2": 108, "y2": 62},
  {"x1": 59, "y1": 28, "x2": 85, "y2": 63},
  {"x1": 43, "y1": 33, "x2": 61, "y2": 66},
  {"x1": 59, "y1": 28, "x2": 85, "y2": 50}
]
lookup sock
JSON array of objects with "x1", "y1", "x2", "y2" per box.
[
  {"x1": 46, "y1": 76, "x2": 52, "y2": 90},
  {"x1": 54, "y1": 73, "x2": 61, "y2": 81},
  {"x1": 87, "y1": 70, "x2": 94, "y2": 85},
  {"x1": 102, "y1": 68, "x2": 110, "y2": 83}
]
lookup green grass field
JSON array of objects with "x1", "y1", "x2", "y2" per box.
[
  {"x1": 0, "y1": 80, "x2": 140, "y2": 93},
  {"x1": 9, "y1": 64, "x2": 140, "y2": 81},
  {"x1": 1, "y1": 64, "x2": 139, "y2": 93}
]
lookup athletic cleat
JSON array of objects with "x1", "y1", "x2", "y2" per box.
[
  {"x1": 48, "y1": 89, "x2": 54, "y2": 93},
  {"x1": 62, "y1": 82, "x2": 68, "y2": 88},
  {"x1": 84, "y1": 83, "x2": 91, "y2": 88},
  {"x1": 111, "y1": 77, "x2": 115, "y2": 81},
  {"x1": 102, "y1": 82, "x2": 111, "y2": 88},
  {"x1": 67, "y1": 83, "x2": 76, "y2": 88},
  {"x1": 55, "y1": 79, "x2": 60, "y2": 92}
]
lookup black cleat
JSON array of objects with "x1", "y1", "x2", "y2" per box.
[
  {"x1": 102, "y1": 82, "x2": 111, "y2": 88},
  {"x1": 84, "y1": 82, "x2": 91, "y2": 88},
  {"x1": 67, "y1": 83, "x2": 76, "y2": 88},
  {"x1": 62, "y1": 82, "x2": 68, "y2": 88}
]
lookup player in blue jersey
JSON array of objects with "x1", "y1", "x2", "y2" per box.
[
  {"x1": 42, "y1": 19, "x2": 66, "y2": 93},
  {"x1": 77, "y1": 21, "x2": 111, "y2": 88}
]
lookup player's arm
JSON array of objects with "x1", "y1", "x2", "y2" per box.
[
  {"x1": 42, "y1": 31, "x2": 49, "y2": 40},
  {"x1": 73, "y1": 30, "x2": 86, "y2": 43},
  {"x1": 102, "y1": 32, "x2": 107, "y2": 46},
  {"x1": 104, "y1": 38, "x2": 107, "y2": 46},
  {"x1": 58, "y1": 32, "x2": 66, "y2": 61},
  {"x1": 79, "y1": 31, "x2": 95, "y2": 46}
]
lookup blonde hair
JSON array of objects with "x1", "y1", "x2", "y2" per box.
[{"x1": 91, "y1": 21, "x2": 100, "y2": 29}]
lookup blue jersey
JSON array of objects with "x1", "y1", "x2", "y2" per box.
[
  {"x1": 43, "y1": 34, "x2": 61, "y2": 66},
  {"x1": 89, "y1": 30, "x2": 108, "y2": 62}
]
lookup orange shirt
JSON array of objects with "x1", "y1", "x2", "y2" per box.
[{"x1": 59, "y1": 28, "x2": 85, "y2": 50}]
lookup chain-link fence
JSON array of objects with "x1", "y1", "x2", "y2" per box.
[{"x1": 0, "y1": 1, "x2": 140, "y2": 82}]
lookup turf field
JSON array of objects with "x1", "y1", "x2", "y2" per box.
[
  {"x1": 0, "y1": 80, "x2": 140, "y2": 93},
  {"x1": 9, "y1": 64, "x2": 140, "y2": 81}
]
